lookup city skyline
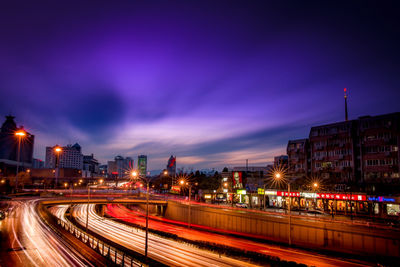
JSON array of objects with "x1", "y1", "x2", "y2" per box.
[{"x1": 1, "y1": 1, "x2": 399, "y2": 170}]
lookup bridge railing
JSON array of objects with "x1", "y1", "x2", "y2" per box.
[{"x1": 37, "y1": 202, "x2": 147, "y2": 267}]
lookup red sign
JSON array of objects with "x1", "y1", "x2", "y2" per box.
[
  {"x1": 111, "y1": 172, "x2": 118, "y2": 175},
  {"x1": 277, "y1": 191, "x2": 300, "y2": 197},
  {"x1": 316, "y1": 193, "x2": 366, "y2": 201},
  {"x1": 232, "y1": 171, "x2": 242, "y2": 186},
  {"x1": 171, "y1": 185, "x2": 181, "y2": 192}
]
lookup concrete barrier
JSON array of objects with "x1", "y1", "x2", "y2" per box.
[{"x1": 164, "y1": 201, "x2": 400, "y2": 258}]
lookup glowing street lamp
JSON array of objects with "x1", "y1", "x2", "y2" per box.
[
  {"x1": 313, "y1": 182, "x2": 319, "y2": 210},
  {"x1": 54, "y1": 145, "x2": 62, "y2": 188},
  {"x1": 131, "y1": 170, "x2": 150, "y2": 258},
  {"x1": 179, "y1": 178, "x2": 194, "y2": 228},
  {"x1": 272, "y1": 171, "x2": 291, "y2": 246},
  {"x1": 14, "y1": 129, "x2": 26, "y2": 192}
]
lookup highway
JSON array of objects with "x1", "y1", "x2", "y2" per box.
[
  {"x1": 105, "y1": 203, "x2": 372, "y2": 267},
  {"x1": 0, "y1": 199, "x2": 94, "y2": 267},
  {"x1": 57, "y1": 203, "x2": 260, "y2": 267}
]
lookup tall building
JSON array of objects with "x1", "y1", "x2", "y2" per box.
[
  {"x1": 287, "y1": 139, "x2": 310, "y2": 179},
  {"x1": 309, "y1": 120, "x2": 358, "y2": 184},
  {"x1": 138, "y1": 155, "x2": 147, "y2": 176},
  {"x1": 98, "y1": 164, "x2": 108, "y2": 177},
  {"x1": 107, "y1": 156, "x2": 133, "y2": 178},
  {"x1": 82, "y1": 154, "x2": 99, "y2": 177},
  {"x1": 32, "y1": 158, "x2": 44, "y2": 169},
  {"x1": 287, "y1": 112, "x2": 400, "y2": 190},
  {"x1": 0, "y1": 115, "x2": 34, "y2": 175},
  {"x1": 167, "y1": 155, "x2": 176, "y2": 176},
  {"x1": 358, "y1": 114, "x2": 400, "y2": 182},
  {"x1": 274, "y1": 155, "x2": 288, "y2": 166},
  {"x1": 45, "y1": 143, "x2": 83, "y2": 170}
]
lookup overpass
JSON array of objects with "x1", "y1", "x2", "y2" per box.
[{"x1": 40, "y1": 198, "x2": 400, "y2": 259}]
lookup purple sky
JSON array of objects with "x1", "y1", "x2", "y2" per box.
[{"x1": 1, "y1": 1, "x2": 399, "y2": 170}]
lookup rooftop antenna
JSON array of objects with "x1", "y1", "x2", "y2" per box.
[{"x1": 344, "y1": 88, "x2": 348, "y2": 121}]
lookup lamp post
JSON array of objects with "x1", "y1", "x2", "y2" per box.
[
  {"x1": 180, "y1": 179, "x2": 193, "y2": 228},
  {"x1": 132, "y1": 171, "x2": 150, "y2": 258},
  {"x1": 263, "y1": 183, "x2": 267, "y2": 211},
  {"x1": 54, "y1": 146, "x2": 62, "y2": 188},
  {"x1": 85, "y1": 183, "x2": 92, "y2": 233},
  {"x1": 15, "y1": 130, "x2": 26, "y2": 192},
  {"x1": 273, "y1": 172, "x2": 291, "y2": 246},
  {"x1": 163, "y1": 170, "x2": 168, "y2": 199}
]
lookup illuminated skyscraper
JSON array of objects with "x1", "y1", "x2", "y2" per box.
[
  {"x1": 138, "y1": 155, "x2": 147, "y2": 176},
  {"x1": 167, "y1": 155, "x2": 176, "y2": 176}
]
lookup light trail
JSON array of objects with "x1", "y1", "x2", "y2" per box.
[
  {"x1": 8, "y1": 200, "x2": 93, "y2": 267},
  {"x1": 64, "y1": 204, "x2": 259, "y2": 267}
]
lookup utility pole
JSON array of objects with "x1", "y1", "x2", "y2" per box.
[{"x1": 145, "y1": 181, "x2": 149, "y2": 258}]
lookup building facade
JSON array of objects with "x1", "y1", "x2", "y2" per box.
[
  {"x1": 287, "y1": 139, "x2": 310, "y2": 179},
  {"x1": 166, "y1": 155, "x2": 176, "y2": 176},
  {"x1": 274, "y1": 155, "x2": 288, "y2": 166},
  {"x1": 138, "y1": 155, "x2": 147, "y2": 176},
  {"x1": 82, "y1": 154, "x2": 99, "y2": 178},
  {"x1": 32, "y1": 158, "x2": 44, "y2": 169},
  {"x1": 358, "y1": 114, "x2": 400, "y2": 182},
  {"x1": 287, "y1": 112, "x2": 400, "y2": 191},
  {"x1": 45, "y1": 143, "x2": 83, "y2": 170},
  {"x1": 0, "y1": 115, "x2": 35, "y2": 175},
  {"x1": 107, "y1": 156, "x2": 133, "y2": 179}
]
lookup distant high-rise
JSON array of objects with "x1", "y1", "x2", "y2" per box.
[
  {"x1": 167, "y1": 155, "x2": 176, "y2": 176},
  {"x1": 82, "y1": 154, "x2": 99, "y2": 177},
  {"x1": 138, "y1": 155, "x2": 147, "y2": 177},
  {"x1": 0, "y1": 115, "x2": 35, "y2": 175},
  {"x1": 107, "y1": 156, "x2": 133, "y2": 179},
  {"x1": 32, "y1": 158, "x2": 44, "y2": 169},
  {"x1": 45, "y1": 143, "x2": 83, "y2": 170}
]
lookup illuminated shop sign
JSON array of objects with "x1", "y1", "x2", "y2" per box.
[
  {"x1": 316, "y1": 193, "x2": 366, "y2": 201},
  {"x1": 204, "y1": 194, "x2": 212, "y2": 199},
  {"x1": 368, "y1": 196, "x2": 395, "y2": 202},
  {"x1": 277, "y1": 191, "x2": 300, "y2": 197},
  {"x1": 232, "y1": 171, "x2": 243, "y2": 187},
  {"x1": 258, "y1": 188, "x2": 264, "y2": 195},
  {"x1": 237, "y1": 189, "x2": 247, "y2": 195},
  {"x1": 171, "y1": 185, "x2": 181, "y2": 192},
  {"x1": 300, "y1": 192, "x2": 317, "y2": 198},
  {"x1": 265, "y1": 190, "x2": 277, "y2": 195}
]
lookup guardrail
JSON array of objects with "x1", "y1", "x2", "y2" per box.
[
  {"x1": 57, "y1": 218, "x2": 142, "y2": 266},
  {"x1": 38, "y1": 202, "x2": 147, "y2": 267}
]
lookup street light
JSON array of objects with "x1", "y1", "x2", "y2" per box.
[
  {"x1": 54, "y1": 145, "x2": 62, "y2": 188},
  {"x1": 179, "y1": 179, "x2": 193, "y2": 228},
  {"x1": 313, "y1": 182, "x2": 319, "y2": 211},
  {"x1": 85, "y1": 182, "x2": 93, "y2": 233},
  {"x1": 131, "y1": 170, "x2": 150, "y2": 258},
  {"x1": 273, "y1": 171, "x2": 292, "y2": 246},
  {"x1": 15, "y1": 129, "x2": 26, "y2": 192}
]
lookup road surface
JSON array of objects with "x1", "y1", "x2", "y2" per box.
[
  {"x1": 0, "y1": 199, "x2": 93, "y2": 267},
  {"x1": 64, "y1": 203, "x2": 261, "y2": 267},
  {"x1": 105, "y1": 203, "x2": 373, "y2": 267}
]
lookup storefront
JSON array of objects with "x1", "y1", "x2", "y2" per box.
[
  {"x1": 316, "y1": 193, "x2": 368, "y2": 214},
  {"x1": 367, "y1": 196, "x2": 400, "y2": 217}
]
